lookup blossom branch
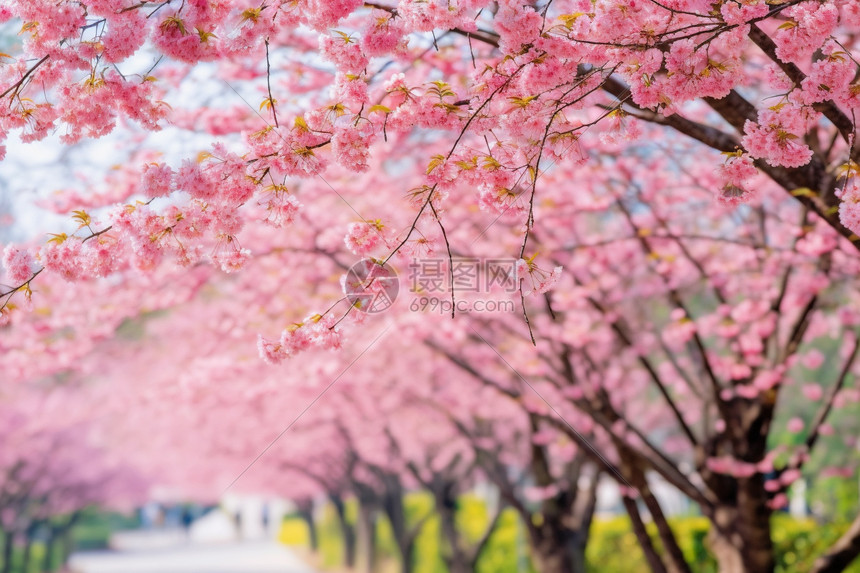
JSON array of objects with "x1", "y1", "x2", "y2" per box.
[
  {"x1": 0, "y1": 269, "x2": 43, "y2": 315},
  {"x1": 613, "y1": 200, "x2": 723, "y2": 417},
  {"x1": 264, "y1": 39, "x2": 279, "y2": 128},
  {"x1": 804, "y1": 331, "x2": 860, "y2": 455},
  {"x1": 0, "y1": 55, "x2": 50, "y2": 100},
  {"x1": 748, "y1": 24, "x2": 856, "y2": 151}
]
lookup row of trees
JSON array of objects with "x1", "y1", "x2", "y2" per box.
[
  {"x1": 4, "y1": 130, "x2": 860, "y2": 572},
  {"x1": 0, "y1": 386, "x2": 148, "y2": 573}
]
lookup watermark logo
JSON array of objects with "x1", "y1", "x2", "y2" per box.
[
  {"x1": 409, "y1": 296, "x2": 516, "y2": 314},
  {"x1": 344, "y1": 257, "x2": 519, "y2": 315},
  {"x1": 408, "y1": 258, "x2": 519, "y2": 294},
  {"x1": 342, "y1": 259, "x2": 400, "y2": 314}
]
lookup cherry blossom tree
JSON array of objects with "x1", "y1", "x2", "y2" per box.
[
  {"x1": 1, "y1": 0, "x2": 859, "y2": 318},
  {"x1": 407, "y1": 136, "x2": 860, "y2": 573},
  {"x1": 0, "y1": 386, "x2": 148, "y2": 573}
]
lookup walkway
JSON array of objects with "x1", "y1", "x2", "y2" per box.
[{"x1": 69, "y1": 539, "x2": 316, "y2": 573}]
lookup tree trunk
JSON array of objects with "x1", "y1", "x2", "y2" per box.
[
  {"x1": 297, "y1": 505, "x2": 318, "y2": 553},
  {"x1": 357, "y1": 501, "x2": 378, "y2": 573},
  {"x1": 614, "y1": 441, "x2": 691, "y2": 573},
  {"x1": 1, "y1": 530, "x2": 13, "y2": 573},
  {"x1": 330, "y1": 495, "x2": 356, "y2": 569},
  {"x1": 622, "y1": 495, "x2": 669, "y2": 573},
  {"x1": 21, "y1": 528, "x2": 36, "y2": 573},
  {"x1": 43, "y1": 528, "x2": 56, "y2": 573},
  {"x1": 433, "y1": 484, "x2": 471, "y2": 573},
  {"x1": 524, "y1": 500, "x2": 590, "y2": 573},
  {"x1": 21, "y1": 521, "x2": 42, "y2": 573},
  {"x1": 21, "y1": 535, "x2": 33, "y2": 573},
  {"x1": 708, "y1": 533, "x2": 774, "y2": 573},
  {"x1": 378, "y1": 475, "x2": 416, "y2": 573},
  {"x1": 811, "y1": 510, "x2": 860, "y2": 573},
  {"x1": 708, "y1": 490, "x2": 775, "y2": 573},
  {"x1": 523, "y1": 465, "x2": 597, "y2": 572},
  {"x1": 638, "y1": 480, "x2": 692, "y2": 573},
  {"x1": 529, "y1": 530, "x2": 587, "y2": 573},
  {"x1": 61, "y1": 526, "x2": 74, "y2": 567},
  {"x1": 398, "y1": 540, "x2": 415, "y2": 573}
]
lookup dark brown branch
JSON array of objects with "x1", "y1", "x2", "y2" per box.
[
  {"x1": 805, "y1": 332, "x2": 860, "y2": 454},
  {"x1": 812, "y1": 512, "x2": 860, "y2": 573},
  {"x1": 468, "y1": 497, "x2": 507, "y2": 568},
  {"x1": 81, "y1": 225, "x2": 113, "y2": 243},
  {"x1": 601, "y1": 76, "x2": 740, "y2": 153},
  {"x1": 748, "y1": 24, "x2": 856, "y2": 148},
  {"x1": 264, "y1": 39, "x2": 279, "y2": 128},
  {"x1": 576, "y1": 253, "x2": 702, "y2": 446},
  {"x1": 622, "y1": 495, "x2": 670, "y2": 573},
  {"x1": 0, "y1": 55, "x2": 50, "y2": 100},
  {"x1": 605, "y1": 75, "x2": 858, "y2": 248}
]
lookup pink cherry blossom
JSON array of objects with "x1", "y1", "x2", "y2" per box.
[
  {"x1": 787, "y1": 417, "x2": 805, "y2": 433},
  {"x1": 2, "y1": 246, "x2": 35, "y2": 284}
]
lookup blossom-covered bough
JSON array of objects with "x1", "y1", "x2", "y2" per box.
[{"x1": 1, "y1": 0, "x2": 858, "y2": 332}]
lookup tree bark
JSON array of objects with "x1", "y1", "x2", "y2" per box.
[
  {"x1": 61, "y1": 525, "x2": 74, "y2": 567},
  {"x1": 613, "y1": 435, "x2": 691, "y2": 573},
  {"x1": 433, "y1": 482, "x2": 471, "y2": 573},
  {"x1": 356, "y1": 500, "x2": 378, "y2": 573},
  {"x1": 21, "y1": 528, "x2": 34, "y2": 573},
  {"x1": 622, "y1": 495, "x2": 669, "y2": 573},
  {"x1": 638, "y1": 480, "x2": 692, "y2": 573},
  {"x1": 1, "y1": 530, "x2": 12, "y2": 573},
  {"x1": 22, "y1": 542, "x2": 32, "y2": 573},
  {"x1": 520, "y1": 486, "x2": 592, "y2": 573},
  {"x1": 330, "y1": 495, "x2": 356, "y2": 569},
  {"x1": 296, "y1": 504, "x2": 318, "y2": 553},
  {"x1": 468, "y1": 502, "x2": 506, "y2": 572},
  {"x1": 707, "y1": 480, "x2": 775, "y2": 573},
  {"x1": 377, "y1": 468, "x2": 423, "y2": 573},
  {"x1": 380, "y1": 480, "x2": 415, "y2": 573},
  {"x1": 528, "y1": 529, "x2": 588, "y2": 573},
  {"x1": 399, "y1": 541, "x2": 415, "y2": 573},
  {"x1": 42, "y1": 527, "x2": 56, "y2": 573}
]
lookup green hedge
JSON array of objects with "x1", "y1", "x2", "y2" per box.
[
  {"x1": 0, "y1": 509, "x2": 140, "y2": 573},
  {"x1": 281, "y1": 496, "x2": 860, "y2": 573},
  {"x1": 281, "y1": 494, "x2": 535, "y2": 573},
  {"x1": 72, "y1": 509, "x2": 140, "y2": 550},
  {"x1": 586, "y1": 515, "x2": 713, "y2": 573}
]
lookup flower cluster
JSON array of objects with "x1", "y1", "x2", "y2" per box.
[
  {"x1": 836, "y1": 176, "x2": 860, "y2": 236},
  {"x1": 344, "y1": 221, "x2": 386, "y2": 256},
  {"x1": 257, "y1": 315, "x2": 343, "y2": 364},
  {"x1": 515, "y1": 258, "x2": 563, "y2": 297},
  {"x1": 772, "y1": 1, "x2": 839, "y2": 63},
  {"x1": 716, "y1": 153, "x2": 758, "y2": 206},
  {"x1": 796, "y1": 54, "x2": 853, "y2": 106},
  {"x1": 320, "y1": 33, "x2": 369, "y2": 73},
  {"x1": 1, "y1": 246, "x2": 35, "y2": 285},
  {"x1": 720, "y1": 0, "x2": 769, "y2": 24},
  {"x1": 741, "y1": 104, "x2": 816, "y2": 168},
  {"x1": 55, "y1": 72, "x2": 168, "y2": 144}
]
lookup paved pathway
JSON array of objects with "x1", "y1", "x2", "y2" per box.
[{"x1": 69, "y1": 539, "x2": 316, "y2": 573}]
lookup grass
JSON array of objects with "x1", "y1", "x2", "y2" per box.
[{"x1": 280, "y1": 494, "x2": 860, "y2": 573}]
